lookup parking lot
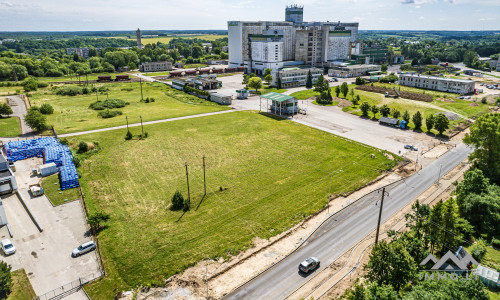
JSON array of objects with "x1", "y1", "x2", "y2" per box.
[{"x1": 0, "y1": 157, "x2": 100, "y2": 298}]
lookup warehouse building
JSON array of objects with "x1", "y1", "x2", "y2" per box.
[
  {"x1": 328, "y1": 64, "x2": 381, "y2": 78},
  {"x1": 399, "y1": 74, "x2": 475, "y2": 94},
  {"x1": 274, "y1": 67, "x2": 322, "y2": 87},
  {"x1": 139, "y1": 61, "x2": 173, "y2": 72},
  {"x1": 228, "y1": 5, "x2": 361, "y2": 74}
]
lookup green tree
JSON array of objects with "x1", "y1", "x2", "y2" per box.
[
  {"x1": 381, "y1": 64, "x2": 388, "y2": 72},
  {"x1": 248, "y1": 77, "x2": 263, "y2": 92},
  {"x1": 434, "y1": 113, "x2": 449, "y2": 136},
  {"x1": 463, "y1": 50, "x2": 477, "y2": 68},
  {"x1": 440, "y1": 197, "x2": 462, "y2": 253},
  {"x1": 264, "y1": 74, "x2": 273, "y2": 86},
  {"x1": 371, "y1": 105, "x2": 379, "y2": 118},
  {"x1": 343, "y1": 281, "x2": 398, "y2": 300},
  {"x1": 0, "y1": 261, "x2": 12, "y2": 299},
  {"x1": 77, "y1": 141, "x2": 89, "y2": 153},
  {"x1": 183, "y1": 196, "x2": 191, "y2": 212},
  {"x1": 22, "y1": 76, "x2": 38, "y2": 92},
  {"x1": 24, "y1": 107, "x2": 47, "y2": 132},
  {"x1": 428, "y1": 200, "x2": 444, "y2": 253},
  {"x1": 276, "y1": 76, "x2": 282, "y2": 89},
  {"x1": 314, "y1": 75, "x2": 329, "y2": 93},
  {"x1": 411, "y1": 58, "x2": 419, "y2": 66},
  {"x1": 463, "y1": 113, "x2": 500, "y2": 184},
  {"x1": 360, "y1": 102, "x2": 371, "y2": 117},
  {"x1": 402, "y1": 277, "x2": 489, "y2": 300},
  {"x1": 455, "y1": 169, "x2": 490, "y2": 209},
  {"x1": 0, "y1": 103, "x2": 13, "y2": 117},
  {"x1": 412, "y1": 111, "x2": 423, "y2": 130},
  {"x1": 425, "y1": 114, "x2": 435, "y2": 133},
  {"x1": 335, "y1": 85, "x2": 341, "y2": 98},
  {"x1": 461, "y1": 183, "x2": 500, "y2": 239},
  {"x1": 402, "y1": 110, "x2": 410, "y2": 123},
  {"x1": 87, "y1": 211, "x2": 111, "y2": 233},
  {"x1": 39, "y1": 103, "x2": 54, "y2": 115},
  {"x1": 340, "y1": 82, "x2": 349, "y2": 98},
  {"x1": 349, "y1": 88, "x2": 355, "y2": 100},
  {"x1": 365, "y1": 240, "x2": 417, "y2": 292},
  {"x1": 352, "y1": 94, "x2": 360, "y2": 106},
  {"x1": 264, "y1": 68, "x2": 272, "y2": 76},
  {"x1": 391, "y1": 108, "x2": 400, "y2": 119},
  {"x1": 305, "y1": 70, "x2": 313, "y2": 89},
  {"x1": 170, "y1": 190, "x2": 184, "y2": 211},
  {"x1": 355, "y1": 77, "x2": 366, "y2": 85},
  {"x1": 380, "y1": 104, "x2": 390, "y2": 117}
]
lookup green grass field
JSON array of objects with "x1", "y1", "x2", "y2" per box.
[
  {"x1": 42, "y1": 174, "x2": 81, "y2": 206},
  {"x1": 75, "y1": 111, "x2": 400, "y2": 299},
  {"x1": 7, "y1": 269, "x2": 36, "y2": 300},
  {"x1": 36, "y1": 73, "x2": 127, "y2": 83},
  {"x1": 142, "y1": 71, "x2": 171, "y2": 77},
  {"x1": 0, "y1": 86, "x2": 22, "y2": 96},
  {"x1": 0, "y1": 117, "x2": 21, "y2": 137},
  {"x1": 29, "y1": 82, "x2": 228, "y2": 134}
]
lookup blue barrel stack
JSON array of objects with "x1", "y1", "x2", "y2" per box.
[{"x1": 3, "y1": 137, "x2": 79, "y2": 190}]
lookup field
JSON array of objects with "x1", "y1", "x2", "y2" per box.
[
  {"x1": 74, "y1": 111, "x2": 400, "y2": 299},
  {"x1": 29, "y1": 82, "x2": 228, "y2": 134},
  {"x1": 0, "y1": 86, "x2": 22, "y2": 96},
  {"x1": 142, "y1": 71, "x2": 171, "y2": 77},
  {"x1": 7, "y1": 269, "x2": 36, "y2": 300},
  {"x1": 36, "y1": 72, "x2": 124, "y2": 83},
  {"x1": 42, "y1": 174, "x2": 81, "y2": 206},
  {"x1": 0, "y1": 117, "x2": 21, "y2": 137},
  {"x1": 118, "y1": 34, "x2": 227, "y2": 45}
]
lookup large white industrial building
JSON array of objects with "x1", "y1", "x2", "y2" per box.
[
  {"x1": 228, "y1": 5, "x2": 361, "y2": 74},
  {"x1": 399, "y1": 74, "x2": 475, "y2": 94}
]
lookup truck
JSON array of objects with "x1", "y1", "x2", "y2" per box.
[{"x1": 29, "y1": 184, "x2": 44, "y2": 197}]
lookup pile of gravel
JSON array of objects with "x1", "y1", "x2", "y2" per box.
[{"x1": 435, "y1": 111, "x2": 459, "y2": 120}]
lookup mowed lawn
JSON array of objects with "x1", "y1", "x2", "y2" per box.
[
  {"x1": 0, "y1": 117, "x2": 21, "y2": 137},
  {"x1": 75, "y1": 111, "x2": 399, "y2": 299},
  {"x1": 29, "y1": 82, "x2": 228, "y2": 134}
]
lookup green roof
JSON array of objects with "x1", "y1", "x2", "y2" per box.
[{"x1": 261, "y1": 92, "x2": 295, "y2": 102}]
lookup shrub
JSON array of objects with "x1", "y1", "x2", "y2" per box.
[
  {"x1": 59, "y1": 138, "x2": 69, "y2": 145},
  {"x1": 140, "y1": 97, "x2": 156, "y2": 103},
  {"x1": 77, "y1": 141, "x2": 88, "y2": 153},
  {"x1": 481, "y1": 97, "x2": 487, "y2": 104},
  {"x1": 470, "y1": 239, "x2": 487, "y2": 262},
  {"x1": 56, "y1": 86, "x2": 83, "y2": 96},
  {"x1": 89, "y1": 99, "x2": 128, "y2": 110},
  {"x1": 183, "y1": 196, "x2": 191, "y2": 212},
  {"x1": 24, "y1": 107, "x2": 47, "y2": 132},
  {"x1": 360, "y1": 102, "x2": 371, "y2": 117},
  {"x1": 391, "y1": 108, "x2": 401, "y2": 119},
  {"x1": 22, "y1": 77, "x2": 38, "y2": 92},
  {"x1": 355, "y1": 77, "x2": 366, "y2": 85},
  {"x1": 0, "y1": 261, "x2": 12, "y2": 298},
  {"x1": 491, "y1": 238, "x2": 500, "y2": 249},
  {"x1": 380, "y1": 104, "x2": 390, "y2": 117},
  {"x1": 72, "y1": 155, "x2": 81, "y2": 168},
  {"x1": 125, "y1": 130, "x2": 133, "y2": 140},
  {"x1": 171, "y1": 190, "x2": 184, "y2": 211},
  {"x1": 40, "y1": 103, "x2": 54, "y2": 115},
  {"x1": 38, "y1": 82, "x2": 49, "y2": 88},
  {"x1": 98, "y1": 110, "x2": 123, "y2": 118}
]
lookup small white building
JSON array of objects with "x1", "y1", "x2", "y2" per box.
[
  {"x1": 399, "y1": 74, "x2": 475, "y2": 94},
  {"x1": 139, "y1": 61, "x2": 173, "y2": 72},
  {"x1": 274, "y1": 67, "x2": 323, "y2": 88}
]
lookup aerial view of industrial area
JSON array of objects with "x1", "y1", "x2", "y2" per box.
[{"x1": 0, "y1": 1, "x2": 499, "y2": 299}]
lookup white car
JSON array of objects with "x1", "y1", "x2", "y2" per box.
[
  {"x1": 72, "y1": 241, "x2": 96, "y2": 257},
  {"x1": 1, "y1": 239, "x2": 16, "y2": 255}
]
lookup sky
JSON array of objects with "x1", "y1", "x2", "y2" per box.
[{"x1": 0, "y1": 0, "x2": 498, "y2": 31}]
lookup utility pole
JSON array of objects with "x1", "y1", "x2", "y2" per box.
[
  {"x1": 140, "y1": 116, "x2": 144, "y2": 136},
  {"x1": 185, "y1": 162, "x2": 191, "y2": 205},
  {"x1": 435, "y1": 163, "x2": 443, "y2": 185},
  {"x1": 126, "y1": 116, "x2": 129, "y2": 130},
  {"x1": 139, "y1": 77, "x2": 144, "y2": 101},
  {"x1": 203, "y1": 155, "x2": 206, "y2": 196},
  {"x1": 375, "y1": 187, "x2": 387, "y2": 245}
]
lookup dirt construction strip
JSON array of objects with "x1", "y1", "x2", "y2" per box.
[{"x1": 285, "y1": 160, "x2": 469, "y2": 300}]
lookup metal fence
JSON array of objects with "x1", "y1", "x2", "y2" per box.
[{"x1": 34, "y1": 271, "x2": 103, "y2": 300}]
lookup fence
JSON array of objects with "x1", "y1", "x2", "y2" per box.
[{"x1": 34, "y1": 271, "x2": 103, "y2": 300}]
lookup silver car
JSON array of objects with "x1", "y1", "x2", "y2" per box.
[
  {"x1": 72, "y1": 241, "x2": 96, "y2": 257},
  {"x1": 299, "y1": 257, "x2": 320, "y2": 273},
  {"x1": 1, "y1": 239, "x2": 16, "y2": 255}
]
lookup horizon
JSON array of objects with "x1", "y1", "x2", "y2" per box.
[{"x1": 0, "y1": 0, "x2": 499, "y2": 32}]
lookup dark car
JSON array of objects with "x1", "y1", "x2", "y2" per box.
[
  {"x1": 404, "y1": 144, "x2": 418, "y2": 151},
  {"x1": 299, "y1": 257, "x2": 320, "y2": 273}
]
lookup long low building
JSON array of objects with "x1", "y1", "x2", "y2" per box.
[
  {"x1": 139, "y1": 61, "x2": 173, "y2": 72},
  {"x1": 274, "y1": 67, "x2": 323, "y2": 88},
  {"x1": 328, "y1": 64, "x2": 381, "y2": 78},
  {"x1": 398, "y1": 73, "x2": 475, "y2": 94}
]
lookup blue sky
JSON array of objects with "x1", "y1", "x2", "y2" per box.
[{"x1": 0, "y1": 0, "x2": 498, "y2": 31}]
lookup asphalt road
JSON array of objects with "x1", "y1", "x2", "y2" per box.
[{"x1": 224, "y1": 143, "x2": 472, "y2": 300}]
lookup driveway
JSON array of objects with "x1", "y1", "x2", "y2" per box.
[
  {"x1": 6, "y1": 95, "x2": 33, "y2": 136},
  {"x1": 0, "y1": 157, "x2": 100, "y2": 297}
]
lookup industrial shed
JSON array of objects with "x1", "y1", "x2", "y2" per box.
[
  {"x1": 261, "y1": 92, "x2": 298, "y2": 115},
  {"x1": 210, "y1": 93, "x2": 232, "y2": 105}
]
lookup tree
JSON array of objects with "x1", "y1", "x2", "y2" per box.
[
  {"x1": 343, "y1": 281, "x2": 398, "y2": 300},
  {"x1": 428, "y1": 200, "x2": 444, "y2": 253},
  {"x1": 463, "y1": 50, "x2": 477, "y2": 68},
  {"x1": 425, "y1": 114, "x2": 435, "y2": 132},
  {"x1": 352, "y1": 94, "x2": 360, "y2": 106},
  {"x1": 77, "y1": 141, "x2": 89, "y2": 153},
  {"x1": 360, "y1": 102, "x2": 371, "y2": 117},
  {"x1": 264, "y1": 68, "x2": 272, "y2": 76},
  {"x1": 440, "y1": 197, "x2": 463, "y2": 253},
  {"x1": 183, "y1": 195, "x2": 191, "y2": 212},
  {"x1": 455, "y1": 169, "x2": 490, "y2": 209},
  {"x1": 22, "y1": 76, "x2": 38, "y2": 92},
  {"x1": 434, "y1": 113, "x2": 449, "y2": 136},
  {"x1": 380, "y1": 104, "x2": 390, "y2": 117},
  {"x1": 0, "y1": 103, "x2": 13, "y2": 117},
  {"x1": 87, "y1": 211, "x2": 110, "y2": 233},
  {"x1": 402, "y1": 110, "x2": 410, "y2": 123},
  {"x1": 391, "y1": 108, "x2": 400, "y2": 119},
  {"x1": 460, "y1": 184, "x2": 500, "y2": 239},
  {"x1": 340, "y1": 82, "x2": 349, "y2": 98},
  {"x1": 39, "y1": 103, "x2": 54, "y2": 115},
  {"x1": 305, "y1": 70, "x2": 313, "y2": 88},
  {"x1": 335, "y1": 85, "x2": 341, "y2": 97},
  {"x1": 411, "y1": 58, "x2": 419, "y2": 66},
  {"x1": 314, "y1": 75, "x2": 329, "y2": 93},
  {"x1": 248, "y1": 77, "x2": 263, "y2": 92},
  {"x1": 276, "y1": 76, "x2": 282, "y2": 89},
  {"x1": 349, "y1": 88, "x2": 355, "y2": 100},
  {"x1": 371, "y1": 105, "x2": 379, "y2": 118},
  {"x1": 412, "y1": 111, "x2": 423, "y2": 130},
  {"x1": 365, "y1": 240, "x2": 417, "y2": 292},
  {"x1": 355, "y1": 77, "x2": 366, "y2": 85},
  {"x1": 264, "y1": 74, "x2": 273, "y2": 85},
  {"x1": 171, "y1": 190, "x2": 184, "y2": 211},
  {"x1": 0, "y1": 261, "x2": 12, "y2": 299},
  {"x1": 463, "y1": 113, "x2": 500, "y2": 184},
  {"x1": 24, "y1": 107, "x2": 47, "y2": 132},
  {"x1": 402, "y1": 277, "x2": 489, "y2": 300},
  {"x1": 381, "y1": 64, "x2": 388, "y2": 72}
]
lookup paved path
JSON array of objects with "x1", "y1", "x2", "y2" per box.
[
  {"x1": 5, "y1": 95, "x2": 33, "y2": 136},
  {"x1": 59, "y1": 109, "x2": 237, "y2": 137},
  {"x1": 224, "y1": 143, "x2": 472, "y2": 300}
]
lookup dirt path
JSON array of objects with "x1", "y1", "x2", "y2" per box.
[{"x1": 6, "y1": 95, "x2": 34, "y2": 136}]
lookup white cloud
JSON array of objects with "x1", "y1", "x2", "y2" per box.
[
  {"x1": 478, "y1": 17, "x2": 496, "y2": 21},
  {"x1": 415, "y1": 5, "x2": 421, "y2": 8},
  {"x1": 419, "y1": 16, "x2": 425, "y2": 20}
]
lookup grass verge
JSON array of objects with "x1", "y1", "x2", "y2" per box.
[
  {"x1": 41, "y1": 173, "x2": 81, "y2": 206},
  {"x1": 7, "y1": 269, "x2": 36, "y2": 300},
  {"x1": 0, "y1": 117, "x2": 21, "y2": 137},
  {"x1": 76, "y1": 111, "x2": 400, "y2": 299}
]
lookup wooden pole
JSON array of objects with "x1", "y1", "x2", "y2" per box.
[
  {"x1": 185, "y1": 162, "x2": 190, "y2": 205},
  {"x1": 375, "y1": 187, "x2": 386, "y2": 244},
  {"x1": 203, "y1": 155, "x2": 206, "y2": 196}
]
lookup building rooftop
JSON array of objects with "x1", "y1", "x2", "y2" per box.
[
  {"x1": 261, "y1": 92, "x2": 295, "y2": 102},
  {"x1": 400, "y1": 73, "x2": 474, "y2": 84},
  {"x1": 338, "y1": 64, "x2": 380, "y2": 70}
]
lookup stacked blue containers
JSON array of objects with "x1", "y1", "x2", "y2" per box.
[{"x1": 3, "y1": 137, "x2": 79, "y2": 190}]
